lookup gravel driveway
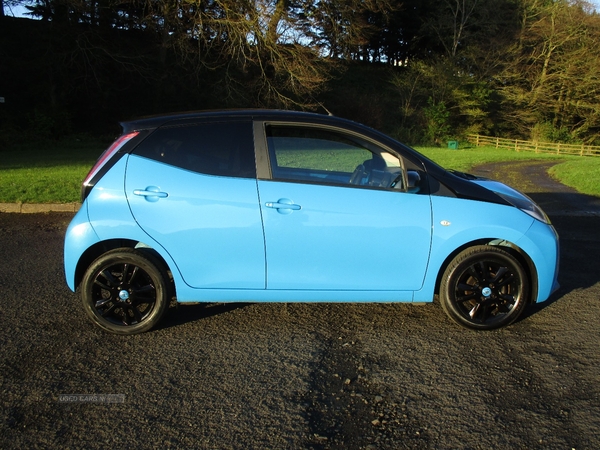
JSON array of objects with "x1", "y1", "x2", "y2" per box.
[{"x1": 1, "y1": 160, "x2": 599, "y2": 449}]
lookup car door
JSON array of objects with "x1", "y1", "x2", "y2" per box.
[
  {"x1": 257, "y1": 123, "x2": 433, "y2": 293},
  {"x1": 125, "y1": 120, "x2": 266, "y2": 289}
]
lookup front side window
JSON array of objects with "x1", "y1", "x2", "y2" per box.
[
  {"x1": 132, "y1": 121, "x2": 256, "y2": 178},
  {"x1": 266, "y1": 125, "x2": 405, "y2": 190}
]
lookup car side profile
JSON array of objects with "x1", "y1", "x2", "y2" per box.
[{"x1": 64, "y1": 110, "x2": 560, "y2": 334}]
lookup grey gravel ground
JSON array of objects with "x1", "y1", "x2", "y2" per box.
[{"x1": 1, "y1": 161, "x2": 599, "y2": 449}]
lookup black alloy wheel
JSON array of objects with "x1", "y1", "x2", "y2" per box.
[
  {"x1": 80, "y1": 248, "x2": 169, "y2": 335},
  {"x1": 440, "y1": 245, "x2": 529, "y2": 330}
]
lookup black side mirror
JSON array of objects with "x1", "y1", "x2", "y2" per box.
[{"x1": 407, "y1": 170, "x2": 421, "y2": 193}]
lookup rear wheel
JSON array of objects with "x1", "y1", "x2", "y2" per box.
[
  {"x1": 80, "y1": 248, "x2": 169, "y2": 335},
  {"x1": 440, "y1": 245, "x2": 529, "y2": 330}
]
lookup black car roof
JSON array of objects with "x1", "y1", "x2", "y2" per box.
[{"x1": 120, "y1": 109, "x2": 347, "y2": 133}]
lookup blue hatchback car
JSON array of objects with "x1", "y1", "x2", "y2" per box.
[{"x1": 64, "y1": 110, "x2": 559, "y2": 334}]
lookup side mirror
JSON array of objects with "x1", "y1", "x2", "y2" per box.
[{"x1": 407, "y1": 170, "x2": 421, "y2": 193}]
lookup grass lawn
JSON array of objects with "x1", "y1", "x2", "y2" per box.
[
  {"x1": 0, "y1": 137, "x2": 109, "y2": 203},
  {"x1": 548, "y1": 158, "x2": 600, "y2": 197},
  {"x1": 415, "y1": 145, "x2": 567, "y2": 172},
  {"x1": 0, "y1": 137, "x2": 599, "y2": 203}
]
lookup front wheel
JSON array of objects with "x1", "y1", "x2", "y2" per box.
[
  {"x1": 439, "y1": 245, "x2": 529, "y2": 330},
  {"x1": 80, "y1": 248, "x2": 170, "y2": 335}
]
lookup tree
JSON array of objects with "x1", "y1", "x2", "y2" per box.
[
  {"x1": 304, "y1": 0, "x2": 396, "y2": 61},
  {"x1": 423, "y1": 0, "x2": 481, "y2": 58},
  {"x1": 145, "y1": 0, "x2": 334, "y2": 108},
  {"x1": 497, "y1": 0, "x2": 600, "y2": 142}
]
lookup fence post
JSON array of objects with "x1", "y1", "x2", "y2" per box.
[
  {"x1": 515, "y1": 139, "x2": 518, "y2": 152},
  {"x1": 557, "y1": 143, "x2": 561, "y2": 155}
]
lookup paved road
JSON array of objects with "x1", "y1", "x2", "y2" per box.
[{"x1": 1, "y1": 162, "x2": 599, "y2": 449}]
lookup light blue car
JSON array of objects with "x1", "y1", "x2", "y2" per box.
[{"x1": 64, "y1": 110, "x2": 560, "y2": 334}]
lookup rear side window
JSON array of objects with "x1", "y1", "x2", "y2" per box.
[{"x1": 132, "y1": 121, "x2": 256, "y2": 178}]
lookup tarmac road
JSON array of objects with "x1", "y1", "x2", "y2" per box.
[{"x1": 1, "y1": 161, "x2": 599, "y2": 449}]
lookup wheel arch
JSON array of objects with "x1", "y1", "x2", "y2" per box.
[
  {"x1": 74, "y1": 239, "x2": 175, "y2": 296},
  {"x1": 433, "y1": 238, "x2": 538, "y2": 305}
]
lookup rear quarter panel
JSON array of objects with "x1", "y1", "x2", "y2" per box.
[{"x1": 73, "y1": 156, "x2": 189, "y2": 295}]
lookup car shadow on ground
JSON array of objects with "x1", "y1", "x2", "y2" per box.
[
  {"x1": 155, "y1": 302, "x2": 254, "y2": 331},
  {"x1": 515, "y1": 196, "x2": 600, "y2": 324},
  {"x1": 526, "y1": 192, "x2": 600, "y2": 218}
]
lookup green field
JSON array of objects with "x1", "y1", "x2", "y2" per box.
[
  {"x1": 0, "y1": 138, "x2": 109, "y2": 203},
  {"x1": 0, "y1": 138, "x2": 599, "y2": 203}
]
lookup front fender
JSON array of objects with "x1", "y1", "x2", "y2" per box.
[
  {"x1": 414, "y1": 196, "x2": 535, "y2": 302},
  {"x1": 514, "y1": 219, "x2": 560, "y2": 302}
]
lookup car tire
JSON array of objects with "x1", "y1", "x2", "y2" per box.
[
  {"x1": 439, "y1": 245, "x2": 529, "y2": 330},
  {"x1": 80, "y1": 248, "x2": 170, "y2": 335}
]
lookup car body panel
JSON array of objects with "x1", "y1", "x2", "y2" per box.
[
  {"x1": 412, "y1": 195, "x2": 559, "y2": 303},
  {"x1": 257, "y1": 179, "x2": 432, "y2": 291},
  {"x1": 513, "y1": 218, "x2": 560, "y2": 302},
  {"x1": 171, "y1": 287, "x2": 416, "y2": 303},
  {"x1": 64, "y1": 205, "x2": 99, "y2": 291},
  {"x1": 70, "y1": 157, "x2": 189, "y2": 294},
  {"x1": 85, "y1": 156, "x2": 149, "y2": 241},
  {"x1": 414, "y1": 196, "x2": 534, "y2": 302},
  {"x1": 472, "y1": 178, "x2": 533, "y2": 200},
  {"x1": 125, "y1": 155, "x2": 266, "y2": 289}
]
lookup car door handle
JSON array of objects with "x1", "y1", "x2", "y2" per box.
[
  {"x1": 133, "y1": 186, "x2": 169, "y2": 202},
  {"x1": 265, "y1": 198, "x2": 301, "y2": 214}
]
